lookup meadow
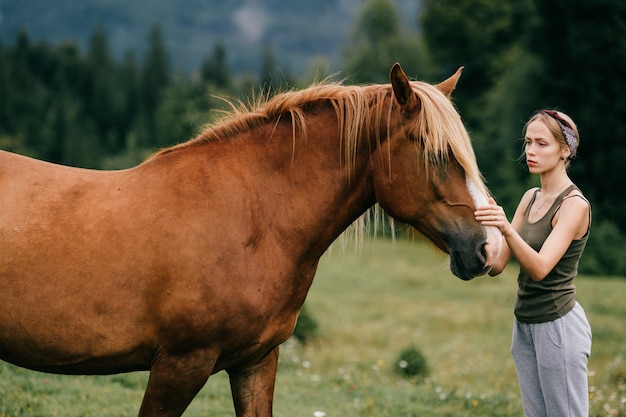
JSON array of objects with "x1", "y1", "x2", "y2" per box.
[{"x1": 0, "y1": 238, "x2": 624, "y2": 416}]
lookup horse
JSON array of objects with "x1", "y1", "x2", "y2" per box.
[{"x1": 0, "y1": 63, "x2": 501, "y2": 416}]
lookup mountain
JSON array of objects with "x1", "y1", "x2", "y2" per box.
[{"x1": 0, "y1": 0, "x2": 419, "y2": 75}]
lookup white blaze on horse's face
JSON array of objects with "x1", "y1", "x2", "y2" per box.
[{"x1": 466, "y1": 177, "x2": 502, "y2": 270}]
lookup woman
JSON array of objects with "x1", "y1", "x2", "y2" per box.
[{"x1": 475, "y1": 109, "x2": 592, "y2": 417}]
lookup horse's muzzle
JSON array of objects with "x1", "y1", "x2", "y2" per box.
[{"x1": 449, "y1": 225, "x2": 502, "y2": 280}]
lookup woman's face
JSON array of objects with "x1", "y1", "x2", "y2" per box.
[{"x1": 524, "y1": 120, "x2": 568, "y2": 174}]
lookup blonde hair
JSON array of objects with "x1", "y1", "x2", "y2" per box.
[
  {"x1": 148, "y1": 79, "x2": 489, "y2": 244},
  {"x1": 525, "y1": 110, "x2": 580, "y2": 166},
  {"x1": 151, "y1": 80, "x2": 487, "y2": 197}
]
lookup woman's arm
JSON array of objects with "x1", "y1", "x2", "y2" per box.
[
  {"x1": 478, "y1": 190, "x2": 534, "y2": 276},
  {"x1": 475, "y1": 192, "x2": 589, "y2": 281}
]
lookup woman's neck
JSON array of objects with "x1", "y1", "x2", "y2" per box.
[{"x1": 539, "y1": 170, "x2": 571, "y2": 193}]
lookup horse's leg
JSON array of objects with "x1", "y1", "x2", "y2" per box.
[
  {"x1": 227, "y1": 346, "x2": 279, "y2": 417},
  {"x1": 137, "y1": 350, "x2": 216, "y2": 417}
]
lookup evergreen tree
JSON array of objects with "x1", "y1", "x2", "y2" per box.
[
  {"x1": 201, "y1": 43, "x2": 231, "y2": 89},
  {"x1": 86, "y1": 26, "x2": 119, "y2": 153},
  {"x1": 139, "y1": 23, "x2": 171, "y2": 148},
  {"x1": 0, "y1": 38, "x2": 8, "y2": 138},
  {"x1": 8, "y1": 30, "x2": 47, "y2": 155},
  {"x1": 116, "y1": 50, "x2": 141, "y2": 152},
  {"x1": 343, "y1": 0, "x2": 433, "y2": 84},
  {"x1": 258, "y1": 44, "x2": 294, "y2": 95},
  {"x1": 529, "y1": 0, "x2": 626, "y2": 232},
  {"x1": 421, "y1": 0, "x2": 535, "y2": 128}
]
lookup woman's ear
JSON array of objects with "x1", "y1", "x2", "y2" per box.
[{"x1": 562, "y1": 146, "x2": 571, "y2": 161}]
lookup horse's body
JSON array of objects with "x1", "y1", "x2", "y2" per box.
[{"x1": 0, "y1": 64, "x2": 501, "y2": 416}]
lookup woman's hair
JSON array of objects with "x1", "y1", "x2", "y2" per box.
[{"x1": 524, "y1": 110, "x2": 580, "y2": 166}]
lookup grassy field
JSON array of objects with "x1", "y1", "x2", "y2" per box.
[{"x1": 1, "y1": 238, "x2": 625, "y2": 416}]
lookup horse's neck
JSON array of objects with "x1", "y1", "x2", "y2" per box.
[
  {"x1": 196, "y1": 109, "x2": 376, "y2": 255},
  {"x1": 259, "y1": 111, "x2": 375, "y2": 249}
]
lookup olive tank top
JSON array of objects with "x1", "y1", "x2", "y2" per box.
[{"x1": 514, "y1": 184, "x2": 590, "y2": 323}]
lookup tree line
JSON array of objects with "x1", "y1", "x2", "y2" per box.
[
  {"x1": 1, "y1": 24, "x2": 264, "y2": 169},
  {"x1": 1, "y1": 0, "x2": 626, "y2": 275}
]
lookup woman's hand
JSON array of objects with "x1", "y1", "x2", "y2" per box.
[{"x1": 474, "y1": 197, "x2": 511, "y2": 236}]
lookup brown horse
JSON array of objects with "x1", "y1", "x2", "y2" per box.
[{"x1": 0, "y1": 63, "x2": 501, "y2": 416}]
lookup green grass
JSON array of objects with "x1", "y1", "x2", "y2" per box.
[{"x1": 1, "y1": 238, "x2": 625, "y2": 416}]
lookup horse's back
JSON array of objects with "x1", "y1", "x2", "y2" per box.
[
  {"x1": 0, "y1": 149, "x2": 295, "y2": 375},
  {"x1": 0, "y1": 151, "x2": 161, "y2": 372},
  {"x1": 0, "y1": 150, "x2": 116, "y2": 205}
]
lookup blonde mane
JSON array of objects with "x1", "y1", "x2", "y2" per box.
[
  {"x1": 153, "y1": 81, "x2": 487, "y2": 246},
  {"x1": 149, "y1": 79, "x2": 488, "y2": 246},
  {"x1": 151, "y1": 80, "x2": 487, "y2": 199},
  {"x1": 408, "y1": 81, "x2": 488, "y2": 198}
]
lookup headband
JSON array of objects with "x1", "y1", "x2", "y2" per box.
[{"x1": 540, "y1": 110, "x2": 577, "y2": 159}]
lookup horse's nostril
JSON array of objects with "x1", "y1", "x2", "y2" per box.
[{"x1": 449, "y1": 238, "x2": 493, "y2": 280}]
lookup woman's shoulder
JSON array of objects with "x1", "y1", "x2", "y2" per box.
[
  {"x1": 513, "y1": 187, "x2": 540, "y2": 217},
  {"x1": 561, "y1": 192, "x2": 591, "y2": 215},
  {"x1": 563, "y1": 186, "x2": 590, "y2": 207},
  {"x1": 520, "y1": 187, "x2": 540, "y2": 205},
  {"x1": 554, "y1": 186, "x2": 591, "y2": 236}
]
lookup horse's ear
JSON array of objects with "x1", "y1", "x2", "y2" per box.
[
  {"x1": 390, "y1": 63, "x2": 416, "y2": 108},
  {"x1": 436, "y1": 66, "x2": 464, "y2": 98}
]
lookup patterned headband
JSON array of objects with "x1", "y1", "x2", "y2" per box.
[{"x1": 541, "y1": 110, "x2": 577, "y2": 159}]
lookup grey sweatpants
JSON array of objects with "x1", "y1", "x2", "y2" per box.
[{"x1": 511, "y1": 302, "x2": 592, "y2": 417}]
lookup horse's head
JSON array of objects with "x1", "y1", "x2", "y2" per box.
[{"x1": 371, "y1": 63, "x2": 501, "y2": 280}]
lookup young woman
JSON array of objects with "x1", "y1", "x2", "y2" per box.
[{"x1": 475, "y1": 110, "x2": 592, "y2": 417}]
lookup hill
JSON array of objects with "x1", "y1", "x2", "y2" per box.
[{"x1": 0, "y1": 0, "x2": 419, "y2": 75}]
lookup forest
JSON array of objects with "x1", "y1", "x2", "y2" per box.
[{"x1": 1, "y1": 0, "x2": 626, "y2": 275}]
